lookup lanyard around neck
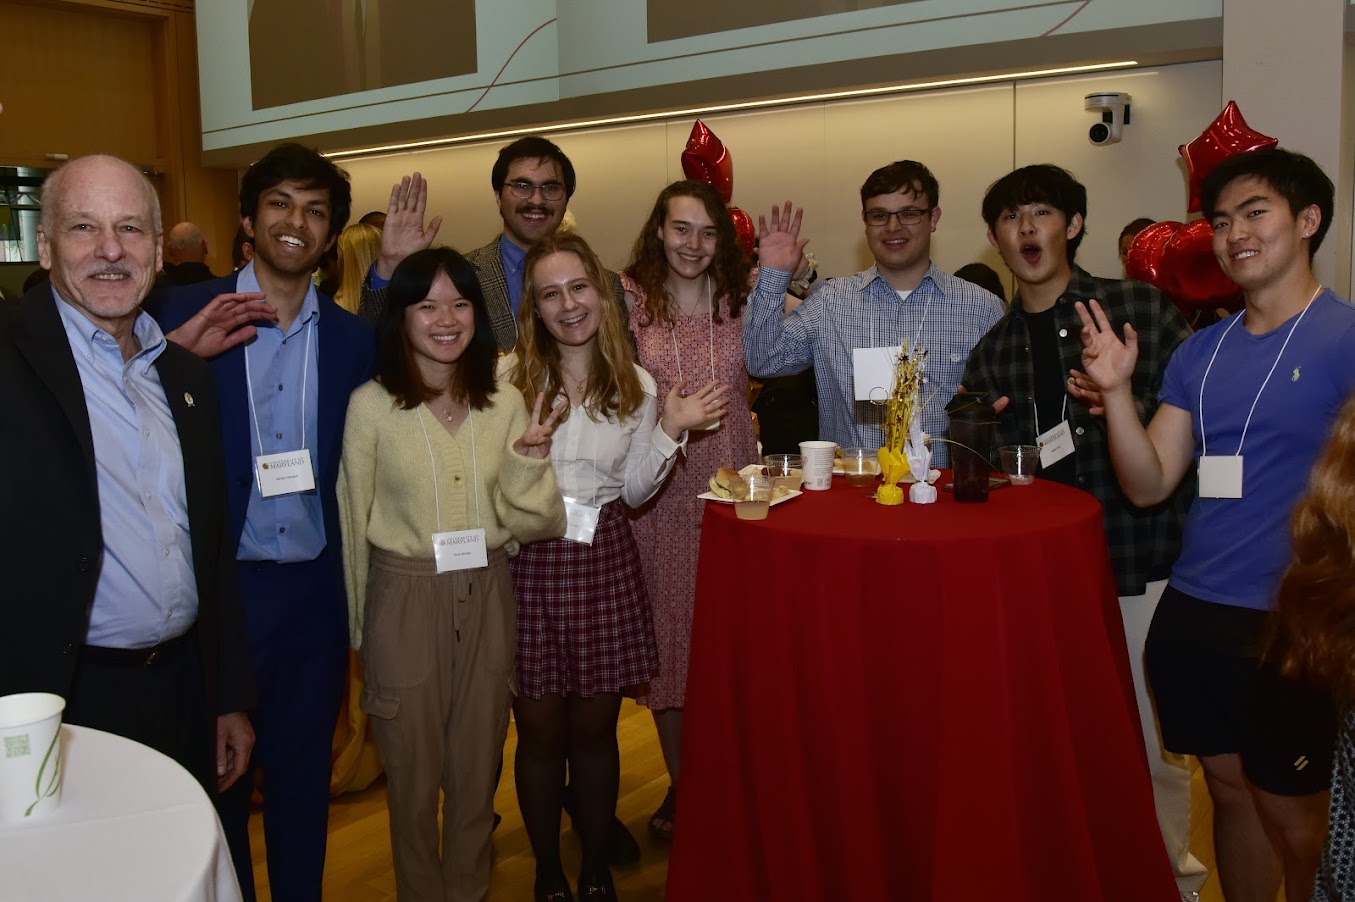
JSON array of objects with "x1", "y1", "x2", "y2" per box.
[
  {"x1": 244, "y1": 317, "x2": 312, "y2": 452},
  {"x1": 416, "y1": 405, "x2": 482, "y2": 531},
  {"x1": 1199, "y1": 286, "x2": 1321, "y2": 457},
  {"x1": 870, "y1": 283, "x2": 933, "y2": 355}
]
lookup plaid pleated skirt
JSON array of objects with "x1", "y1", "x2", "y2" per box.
[{"x1": 510, "y1": 500, "x2": 659, "y2": 700}]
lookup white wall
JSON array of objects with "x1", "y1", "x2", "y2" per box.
[{"x1": 341, "y1": 60, "x2": 1224, "y2": 290}]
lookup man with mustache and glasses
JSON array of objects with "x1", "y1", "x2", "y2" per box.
[
  {"x1": 0, "y1": 155, "x2": 255, "y2": 804},
  {"x1": 359, "y1": 136, "x2": 632, "y2": 354},
  {"x1": 158, "y1": 143, "x2": 376, "y2": 902},
  {"x1": 745, "y1": 160, "x2": 1003, "y2": 466}
]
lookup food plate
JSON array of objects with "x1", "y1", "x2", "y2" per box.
[{"x1": 698, "y1": 489, "x2": 803, "y2": 506}]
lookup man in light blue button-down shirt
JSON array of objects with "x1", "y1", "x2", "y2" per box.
[
  {"x1": 744, "y1": 160, "x2": 1004, "y2": 467},
  {"x1": 159, "y1": 143, "x2": 375, "y2": 902},
  {"x1": 0, "y1": 154, "x2": 255, "y2": 795}
]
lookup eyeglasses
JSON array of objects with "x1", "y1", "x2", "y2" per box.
[
  {"x1": 503, "y1": 180, "x2": 566, "y2": 201},
  {"x1": 863, "y1": 207, "x2": 933, "y2": 228}
]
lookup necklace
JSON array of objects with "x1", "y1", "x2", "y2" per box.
[{"x1": 430, "y1": 397, "x2": 462, "y2": 422}]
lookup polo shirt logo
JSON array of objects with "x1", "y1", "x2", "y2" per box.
[{"x1": 1292, "y1": 367, "x2": 1301, "y2": 382}]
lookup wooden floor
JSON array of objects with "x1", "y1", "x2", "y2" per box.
[{"x1": 247, "y1": 701, "x2": 1260, "y2": 901}]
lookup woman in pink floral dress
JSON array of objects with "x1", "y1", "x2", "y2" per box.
[{"x1": 621, "y1": 179, "x2": 757, "y2": 841}]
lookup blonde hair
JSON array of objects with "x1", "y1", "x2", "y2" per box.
[
  {"x1": 509, "y1": 233, "x2": 644, "y2": 424},
  {"x1": 333, "y1": 223, "x2": 381, "y2": 313}
]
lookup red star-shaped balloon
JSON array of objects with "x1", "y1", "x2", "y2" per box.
[
  {"x1": 1179, "y1": 101, "x2": 1278, "y2": 213},
  {"x1": 681, "y1": 120, "x2": 734, "y2": 204}
]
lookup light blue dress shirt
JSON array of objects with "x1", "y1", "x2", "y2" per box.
[
  {"x1": 235, "y1": 262, "x2": 326, "y2": 562},
  {"x1": 500, "y1": 235, "x2": 527, "y2": 315},
  {"x1": 55, "y1": 294, "x2": 197, "y2": 648},
  {"x1": 743, "y1": 263, "x2": 1004, "y2": 467}
]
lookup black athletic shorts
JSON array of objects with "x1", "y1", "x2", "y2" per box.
[{"x1": 1145, "y1": 584, "x2": 1336, "y2": 796}]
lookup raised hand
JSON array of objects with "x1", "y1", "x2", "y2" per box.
[
  {"x1": 375, "y1": 172, "x2": 443, "y2": 279},
  {"x1": 166, "y1": 292, "x2": 275, "y2": 358},
  {"x1": 514, "y1": 393, "x2": 568, "y2": 459},
  {"x1": 1074, "y1": 300, "x2": 1138, "y2": 395},
  {"x1": 661, "y1": 379, "x2": 728, "y2": 438},
  {"x1": 755, "y1": 201, "x2": 810, "y2": 273}
]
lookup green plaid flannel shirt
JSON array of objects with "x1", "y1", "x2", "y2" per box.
[{"x1": 961, "y1": 268, "x2": 1195, "y2": 597}]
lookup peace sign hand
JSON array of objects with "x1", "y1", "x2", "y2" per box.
[{"x1": 513, "y1": 393, "x2": 568, "y2": 459}]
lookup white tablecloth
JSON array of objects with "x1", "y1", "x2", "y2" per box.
[{"x1": 0, "y1": 725, "x2": 243, "y2": 902}]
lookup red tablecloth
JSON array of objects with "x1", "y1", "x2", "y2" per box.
[{"x1": 667, "y1": 476, "x2": 1178, "y2": 901}]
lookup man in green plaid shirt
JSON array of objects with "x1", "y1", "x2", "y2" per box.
[{"x1": 961, "y1": 164, "x2": 1202, "y2": 900}]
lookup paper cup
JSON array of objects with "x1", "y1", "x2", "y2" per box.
[
  {"x1": 0, "y1": 692, "x2": 65, "y2": 822},
  {"x1": 799, "y1": 440, "x2": 835, "y2": 491}
]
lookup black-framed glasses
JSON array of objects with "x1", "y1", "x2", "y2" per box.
[
  {"x1": 863, "y1": 207, "x2": 933, "y2": 228},
  {"x1": 503, "y1": 180, "x2": 566, "y2": 201}
]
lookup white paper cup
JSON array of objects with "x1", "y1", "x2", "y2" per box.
[
  {"x1": 799, "y1": 440, "x2": 836, "y2": 491},
  {"x1": 0, "y1": 692, "x2": 65, "y2": 822}
]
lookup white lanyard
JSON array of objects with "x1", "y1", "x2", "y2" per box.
[
  {"x1": 561, "y1": 411, "x2": 603, "y2": 545},
  {"x1": 869, "y1": 285, "x2": 933, "y2": 355},
  {"x1": 1199, "y1": 287, "x2": 1319, "y2": 457},
  {"x1": 416, "y1": 405, "x2": 482, "y2": 531},
  {"x1": 1031, "y1": 392, "x2": 1068, "y2": 444},
  {"x1": 244, "y1": 317, "x2": 312, "y2": 453},
  {"x1": 671, "y1": 273, "x2": 716, "y2": 385}
]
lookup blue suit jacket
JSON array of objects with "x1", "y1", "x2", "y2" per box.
[{"x1": 157, "y1": 273, "x2": 376, "y2": 599}]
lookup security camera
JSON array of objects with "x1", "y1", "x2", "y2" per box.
[{"x1": 1085, "y1": 92, "x2": 1131, "y2": 145}]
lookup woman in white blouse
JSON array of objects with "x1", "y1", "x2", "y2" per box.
[{"x1": 506, "y1": 233, "x2": 726, "y2": 901}]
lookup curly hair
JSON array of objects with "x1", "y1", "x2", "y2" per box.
[
  {"x1": 508, "y1": 233, "x2": 644, "y2": 425},
  {"x1": 624, "y1": 180, "x2": 751, "y2": 328},
  {"x1": 1275, "y1": 392, "x2": 1355, "y2": 703}
]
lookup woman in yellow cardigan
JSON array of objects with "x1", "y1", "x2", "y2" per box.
[{"x1": 338, "y1": 246, "x2": 567, "y2": 902}]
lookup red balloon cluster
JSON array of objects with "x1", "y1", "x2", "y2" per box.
[
  {"x1": 1127, "y1": 101, "x2": 1276, "y2": 310},
  {"x1": 681, "y1": 120, "x2": 756, "y2": 257}
]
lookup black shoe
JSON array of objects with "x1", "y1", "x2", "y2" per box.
[{"x1": 535, "y1": 872, "x2": 574, "y2": 902}]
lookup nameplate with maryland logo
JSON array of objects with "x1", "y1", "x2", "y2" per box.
[{"x1": 256, "y1": 449, "x2": 316, "y2": 497}]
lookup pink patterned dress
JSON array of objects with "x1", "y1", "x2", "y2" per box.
[{"x1": 623, "y1": 274, "x2": 758, "y2": 711}]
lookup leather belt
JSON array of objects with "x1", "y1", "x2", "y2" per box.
[{"x1": 83, "y1": 626, "x2": 196, "y2": 667}]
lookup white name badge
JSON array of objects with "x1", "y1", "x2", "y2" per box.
[
  {"x1": 853, "y1": 345, "x2": 902, "y2": 401},
  {"x1": 1038, "y1": 420, "x2": 1075, "y2": 469},
  {"x1": 433, "y1": 528, "x2": 488, "y2": 573},
  {"x1": 256, "y1": 449, "x2": 316, "y2": 498},
  {"x1": 1199, "y1": 455, "x2": 1244, "y2": 499},
  {"x1": 562, "y1": 497, "x2": 601, "y2": 545}
]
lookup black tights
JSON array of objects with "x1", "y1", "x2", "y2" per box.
[{"x1": 514, "y1": 692, "x2": 622, "y2": 887}]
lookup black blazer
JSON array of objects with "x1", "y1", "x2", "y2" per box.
[{"x1": 0, "y1": 286, "x2": 255, "y2": 717}]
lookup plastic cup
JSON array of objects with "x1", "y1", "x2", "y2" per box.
[
  {"x1": 0, "y1": 692, "x2": 65, "y2": 822},
  {"x1": 763, "y1": 454, "x2": 803, "y2": 491},
  {"x1": 999, "y1": 444, "x2": 1040, "y2": 486},
  {"x1": 733, "y1": 474, "x2": 775, "y2": 520},
  {"x1": 838, "y1": 446, "x2": 879, "y2": 488},
  {"x1": 798, "y1": 441, "x2": 835, "y2": 491}
]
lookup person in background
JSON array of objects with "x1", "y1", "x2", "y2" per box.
[
  {"x1": 1078, "y1": 147, "x2": 1355, "y2": 902},
  {"x1": 162, "y1": 222, "x2": 217, "y2": 286},
  {"x1": 953, "y1": 261, "x2": 1006, "y2": 303},
  {"x1": 1119, "y1": 217, "x2": 1156, "y2": 276},
  {"x1": 621, "y1": 179, "x2": 757, "y2": 840},
  {"x1": 334, "y1": 222, "x2": 382, "y2": 316},
  {"x1": 231, "y1": 225, "x2": 254, "y2": 270},
  {"x1": 507, "y1": 232, "x2": 723, "y2": 900},
  {"x1": 962, "y1": 163, "x2": 1202, "y2": 900},
  {"x1": 358, "y1": 210, "x2": 387, "y2": 230},
  {"x1": 338, "y1": 246, "x2": 566, "y2": 902},
  {"x1": 157, "y1": 142, "x2": 375, "y2": 902},
  {"x1": 744, "y1": 160, "x2": 1004, "y2": 466},
  {"x1": 1275, "y1": 393, "x2": 1355, "y2": 901}
]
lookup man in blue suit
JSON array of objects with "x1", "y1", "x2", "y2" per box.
[{"x1": 158, "y1": 143, "x2": 375, "y2": 902}]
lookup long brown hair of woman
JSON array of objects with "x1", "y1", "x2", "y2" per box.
[
  {"x1": 374, "y1": 246, "x2": 499, "y2": 411},
  {"x1": 510, "y1": 232, "x2": 645, "y2": 424},
  {"x1": 624, "y1": 179, "x2": 751, "y2": 328},
  {"x1": 1274, "y1": 392, "x2": 1355, "y2": 704}
]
